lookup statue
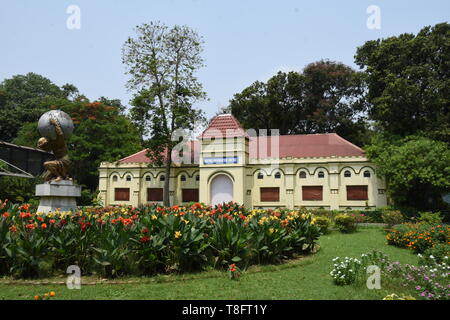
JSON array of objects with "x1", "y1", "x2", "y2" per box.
[
  {"x1": 37, "y1": 110, "x2": 74, "y2": 182},
  {"x1": 35, "y1": 110, "x2": 80, "y2": 214}
]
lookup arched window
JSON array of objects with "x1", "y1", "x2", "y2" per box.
[
  {"x1": 274, "y1": 172, "x2": 281, "y2": 179},
  {"x1": 257, "y1": 172, "x2": 264, "y2": 180},
  {"x1": 112, "y1": 175, "x2": 118, "y2": 182},
  {"x1": 363, "y1": 170, "x2": 371, "y2": 178},
  {"x1": 145, "y1": 175, "x2": 151, "y2": 182},
  {"x1": 126, "y1": 175, "x2": 132, "y2": 181},
  {"x1": 180, "y1": 175, "x2": 186, "y2": 182},
  {"x1": 159, "y1": 175, "x2": 165, "y2": 182},
  {"x1": 344, "y1": 170, "x2": 351, "y2": 178},
  {"x1": 299, "y1": 171, "x2": 307, "y2": 179},
  {"x1": 318, "y1": 171, "x2": 325, "y2": 178}
]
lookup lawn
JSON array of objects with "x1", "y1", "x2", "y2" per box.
[{"x1": 0, "y1": 226, "x2": 419, "y2": 300}]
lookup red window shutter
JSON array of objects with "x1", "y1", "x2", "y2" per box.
[
  {"x1": 182, "y1": 189, "x2": 199, "y2": 202},
  {"x1": 302, "y1": 186, "x2": 323, "y2": 201},
  {"x1": 260, "y1": 187, "x2": 280, "y2": 202},
  {"x1": 147, "y1": 188, "x2": 164, "y2": 201},
  {"x1": 114, "y1": 188, "x2": 130, "y2": 201},
  {"x1": 346, "y1": 186, "x2": 368, "y2": 200}
]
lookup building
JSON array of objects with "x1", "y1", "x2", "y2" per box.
[{"x1": 98, "y1": 114, "x2": 387, "y2": 210}]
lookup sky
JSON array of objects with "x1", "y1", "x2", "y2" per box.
[{"x1": 0, "y1": 0, "x2": 448, "y2": 120}]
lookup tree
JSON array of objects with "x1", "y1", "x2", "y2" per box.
[
  {"x1": 122, "y1": 22, "x2": 207, "y2": 206},
  {"x1": 0, "y1": 73, "x2": 76, "y2": 142},
  {"x1": 366, "y1": 134, "x2": 450, "y2": 211},
  {"x1": 355, "y1": 23, "x2": 450, "y2": 143},
  {"x1": 228, "y1": 60, "x2": 370, "y2": 146}
]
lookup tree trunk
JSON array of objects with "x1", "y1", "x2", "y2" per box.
[{"x1": 163, "y1": 148, "x2": 172, "y2": 207}]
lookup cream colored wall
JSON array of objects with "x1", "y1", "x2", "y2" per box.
[
  {"x1": 99, "y1": 153, "x2": 387, "y2": 210},
  {"x1": 98, "y1": 162, "x2": 199, "y2": 207}
]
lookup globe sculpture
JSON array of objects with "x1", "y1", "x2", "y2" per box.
[
  {"x1": 38, "y1": 110, "x2": 74, "y2": 140},
  {"x1": 35, "y1": 110, "x2": 80, "y2": 214}
]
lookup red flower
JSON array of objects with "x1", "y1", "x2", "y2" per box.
[
  {"x1": 139, "y1": 236, "x2": 151, "y2": 243},
  {"x1": 79, "y1": 222, "x2": 91, "y2": 231},
  {"x1": 41, "y1": 223, "x2": 47, "y2": 229},
  {"x1": 26, "y1": 223, "x2": 36, "y2": 230},
  {"x1": 141, "y1": 227, "x2": 149, "y2": 234},
  {"x1": 9, "y1": 225, "x2": 17, "y2": 232},
  {"x1": 49, "y1": 219, "x2": 56, "y2": 225},
  {"x1": 19, "y1": 212, "x2": 32, "y2": 219},
  {"x1": 37, "y1": 216, "x2": 44, "y2": 222},
  {"x1": 239, "y1": 214, "x2": 246, "y2": 221},
  {"x1": 2, "y1": 212, "x2": 10, "y2": 218}
]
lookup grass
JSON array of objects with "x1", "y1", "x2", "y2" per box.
[{"x1": 0, "y1": 226, "x2": 419, "y2": 300}]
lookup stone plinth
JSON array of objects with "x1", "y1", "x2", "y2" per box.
[{"x1": 36, "y1": 180, "x2": 81, "y2": 214}]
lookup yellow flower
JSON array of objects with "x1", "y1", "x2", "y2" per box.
[
  {"x1": 269, "y1": 228, "x2": 275, "y2": 234},
  {"x1": 175, "y1": 231, "x2": 182, "y2": 239},
  {"x1": 151, "y1": 215, "x2": 157, "y2": 220}
]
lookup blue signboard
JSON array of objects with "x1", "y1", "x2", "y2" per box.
[{"x1": 203, "y1": 156, "x2": 238, "y2": 165}]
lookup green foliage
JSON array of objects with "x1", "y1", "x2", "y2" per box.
[
  {"x1": 0, "y1": 202, "x2": 321, "y2": 278},
  {"x1": 366, "y1": 135, "x2": 450, "y2": 210},
  {"x1": 0, "y1": 176, "x2": 42, "y2": 204},
  {"x1": 419, "y1": 244, "x2": 449, "y2": 265},
  {"x1": 228, "y1": 60, "x2": 370, "y2": 146},
  {"x1": 334, "y1": 214, "x2": 357, "y2": 233},
  {"x1": 0, "y1": 73, "x2": 70, "y2": 142},
  {"x1": 417, "y1": 212, "x2": 443, "y2": 225},
  {"x1": 313, "y1": 216, "x2": 331, "y2": 234},
  {"x1": 381, "y1": 210, "x2": 404, "y2": 227},
  {"x1": 355, "y1": 23, "x2": 450, "y2": 143}
]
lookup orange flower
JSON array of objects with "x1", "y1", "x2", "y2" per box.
[
  {"x1": 41, "y1": 223, "x2": 47, "y2": 229},
  {"x1": 2, "y1": 212, "x2": 9, "y2": 218},
  {"x1": 9, "y1": 225, "x2": 17, "y2": 232},
  {"x1": 49, "y1": 291, "x2": 55, "y2": 297},
  {"x1": 34, "y1": 295, "x2": 40, "y2": 300}
]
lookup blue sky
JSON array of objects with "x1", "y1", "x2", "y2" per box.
[{"x1": 0, "y1": 0, "x2": 448, "y2": 119}]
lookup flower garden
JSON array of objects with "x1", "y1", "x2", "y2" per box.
[
  {"x1": 1, "y1": 198, "x2": 449, "y2": 300},
  {"x1": 0, "y1": 200, "x2": 321, "y2": 278}
]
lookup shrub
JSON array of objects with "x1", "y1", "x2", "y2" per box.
[
  {"x1": 381, "y1": 210, "x2": 404, "y2": 227},
  {"x1": 330, "y1": 256, "x2": 362, "y2": 285},
  {"x1": 417, "y1": 211, "x2": 443, "y2": 225},
  {"x1": 386, "y1": 223, "x2": 450, "y2": 253},
  {"x1": 418, "y1": 243, "x2": 449, "y2": 265},
  {"x1": 312, "y1": 216, "x2": 331, "y2": 234},
  {"x1": 334, "y1": 214, "x2": 357, "y2": 233}
]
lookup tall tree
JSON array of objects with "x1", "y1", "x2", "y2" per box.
[
  {"x1": 355, "y1": 22, "x2": 450, "y2": 143},
  {"x1": 0, "y1": 73, "x2": 75, "y2": 142},
  {"x1": 122, "y1": 22, "x2": 206, "y2": 206},
  {"x1": 229, "y1": 61, "x2": 369, "y2": 146}
]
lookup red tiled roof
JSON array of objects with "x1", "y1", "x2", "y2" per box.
[
  {"x1": 249, "y1": 133, "x2": 364, "y2": 159},
  {"x1": 118, "y1": 133, "x2": 363, "y2": 163},
  {"x1": 118, "y1": 141, "x2": 200, "y2": 164},
  {"x1": 118, "y1": 114, "x2": 364, "y2": 163},
  {"x1": 199, "y1": 114, "x2": 248, "y2": 139}
]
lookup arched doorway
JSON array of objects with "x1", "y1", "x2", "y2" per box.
[{"x1": 210, "y1": 174, "x2": 233, "y2": 206}]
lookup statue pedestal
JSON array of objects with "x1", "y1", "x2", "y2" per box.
[{"x1": 36, "y1": 180, "x2": 81, "y2": 214}]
